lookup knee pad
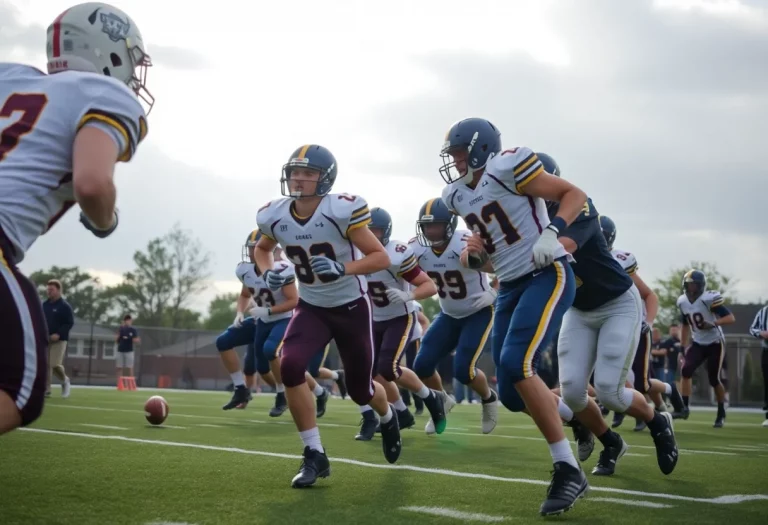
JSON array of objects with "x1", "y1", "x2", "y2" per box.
[
  {"x1": 497, "y1": 380, "x2": 526, "y2": 412},
  {"x1": 560, "y1": 382, "x2": 589, "y2": 413},
  {"x1": 280, "y1": 355, "x2": 308, "y2": 388},
  {"x1": 594, "y1": 383, "x2": 633, "y2": 413}
]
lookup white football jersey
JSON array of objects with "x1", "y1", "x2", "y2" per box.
[
  {"x1": 410, "y1": 230, "x2": 494, "y2": 319},
  {"x1": 0, "y1": 64, "x2": 147, "y2": 263},
  {"x1": 677, "y1": 291, "x2": 726, "y2": 345},
  {"x1": 235, "y1": 260, "x2": 295, "y2": 323},
  {"x1": 411, "y1": 301, "x2": 423, "y2": 340},
  {"x1": 442, "y1": 147, "x2": 569, "y2": 283},
  {"x1": 367, "y1": 239, "x2": 420, "y2": 322},
  {"x1": 256, "y1": 193, "x2": 370, "y2": 308},
  {"x1": 611, "y1": 248, "x2": 647, "y2": 321}
]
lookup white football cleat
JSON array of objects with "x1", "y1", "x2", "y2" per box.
[
  {"x1": 762, "y1": 419, "x2": 768, "y2": 428},
  {"x1": 481, "y1": 390, "x2": 499, "y2": 434},
  {"x1": 61, "y1": 378, "x2": 71, "y2": 399}
]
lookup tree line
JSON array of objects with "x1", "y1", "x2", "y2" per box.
[{"x1": 30, "y1": 225, "x2": 749, "y2": 332}]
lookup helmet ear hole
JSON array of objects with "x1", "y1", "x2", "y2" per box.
[
  {"x1": 110, "y1": 53, "x2": 123, "y2": 67},
  {"x1": 102, "y1": 67, "x2": 111, "y2": 76}
]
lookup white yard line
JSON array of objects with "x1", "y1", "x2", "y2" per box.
[
  {"x1": 589, "y1": 497, "x2": 674, "y2": 508},
  {"x1": 20, "y1": 428, "x2": 768, "y2": 506},
  {"x1": 79, "y1": 423, "x2": 128, "y2": 430},
  {"x1": 399, "y1": 506, "x2": 508, "y2": 522}
]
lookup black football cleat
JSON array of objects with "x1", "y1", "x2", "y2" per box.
[
  {"x1": 397, "y1": 408, "x2": 415, "y2": 430},
  {"x1": 269, "y1": 392, "x2": 287, "y2": 417},
  {"x1": 591, "y1": 436, "x2": 629, "y2": 476},
  {"x1": 223, "y1": 385, "x2": 252, "y2": 410},
  {"x1": 569, "y1": 419, "x2": 595, "y2": 462},
  {"x1": 316, "y1": 388, "x2": 330, "y2": 418},
  {"x1": 355, "y1": 411, "x2": 378, "y2": 441},
  {"x1": 633, "y1": 418, "x2": 647, "y2": 432},
  {"x1": 539, "y1": 461, "x2": 589, "y2": 516},
  {"x1": 672, "y1": 406, "x2": 690, "y2": 420},
  {"x1": 414, "y1": 395, "x2": 424, "y2": 416},
  {"x1": 669, "y1": 383, "x2": 685, "y2": 414},
  {"x1": 651, "y1": 412, "x2": 678, "y2": 475},
  {"x1": 599, "y1": 403, "x2": 610, "y2": 417},
  {"x1": 291, "y1": 446, "x2": 330, "y2": 488},
  {"x1": 422, "y1": 389, "x2": 447, "y2": 434},
  {"x1": 379, "y1": 405, "x2": 402, "y2": 464},
  {"x1": 611, "y1": 412, "x2": 625, "y2": 428},
  {"x1": 334, "y1": 370, "x2": 348, "y2": 399}
]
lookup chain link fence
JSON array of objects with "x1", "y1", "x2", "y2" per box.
[{"x1": 62, "y1": 320, "x2": 764, "y2": 407}]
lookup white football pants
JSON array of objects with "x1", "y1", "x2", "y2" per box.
[{"x1": 558, "y1": 284, "x2": 643, "y2": 413}]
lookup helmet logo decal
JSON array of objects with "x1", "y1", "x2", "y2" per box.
[{"x1": 100, "y1": 12, "x2": 130, "y2": 42}]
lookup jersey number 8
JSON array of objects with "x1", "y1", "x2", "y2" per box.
[
  {"x1": 685, "y1": 312, "x2": 708, "y2": 330},
  {"x1": 285, "y1": 243, "x2": 338, "y2": 284},
  {"x1": 463, "y1": 201, "x2": 521, "y2": 254}
]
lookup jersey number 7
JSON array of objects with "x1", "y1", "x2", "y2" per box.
[
  {"x1": 0, "y1": 93, "x2": 48, "y2": 162},
  {"x1": 463, "y1": 201, "x2": 521, "y2": 254}
]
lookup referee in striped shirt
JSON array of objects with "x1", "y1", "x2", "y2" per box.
[{"x1": 749, "y1": 304, "x2": 768, "y2": 412}]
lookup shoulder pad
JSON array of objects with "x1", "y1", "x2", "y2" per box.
[
  {"x1": 256, "y1": 199, "x2": 288, "y2": 240},
  {"x1": 441, "y1": 185, "x2": 459, "y2": 214},
  {"x1": 328, "y1": 193, "x2": 371, "y2": 234},
  {"x1": 235, "y1": 262, "x2": 251, "y2": 280},
  {"x1": 486, "y1": 146, "x2": 543, "y2": 194},
  {"x1": 704, "y1": 290, "x2": 724, "y2": 305},
  {"x1": 390, "y1": 240, "x2": 418, "y2": 276},
  {"x1": 75, "y1": 73, "x2": 147, "y2": 162}
]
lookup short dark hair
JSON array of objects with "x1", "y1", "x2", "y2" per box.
[{"x1": 123, "y1": 314, "x2": 132, "y2": 321}]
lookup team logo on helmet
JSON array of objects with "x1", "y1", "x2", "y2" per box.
[{"x1": 100, "y1": 12, "x2": 130, "y2": 42}]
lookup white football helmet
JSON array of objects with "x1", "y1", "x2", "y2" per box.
[{"x1": 46, "y1": 2, "x2": 154, "y2": 112}]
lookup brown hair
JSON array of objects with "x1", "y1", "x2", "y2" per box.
[{"x1": 47, "y1": 279, "x2": 62, "y2": 291}]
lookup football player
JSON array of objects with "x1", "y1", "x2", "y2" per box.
[
  {"x1": 359, "y1": 207, "x2": 446, "y2": 436},
  {"x1": 599, "y1": 216, "x2": 685, "y2": 429},
  {"x1": 677, "y1": 269, "x2": 735, "y2": 427},
  {"x1": 217, "y1": 230, "x2": 297, "y2": 415},
  {"x1": 439, "y1": 118, "x2": 588, "y2": 516},
  {"x1": 403, "y1": 302, "x2": 429, "y2": 415},
  {"x1": 540, "y1": 153, "x2": 678, "y2": 479},
  {"x1": 410, "y1": 198, "x2": 499, "y2": 435},
  {"x1": 255, "y1": 144, "x2": 401, "y2": 488},
  {"x1": 0, "y1": 3, "x2": 151, "y2": 435}
]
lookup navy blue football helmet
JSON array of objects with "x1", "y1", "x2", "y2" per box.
[
  {"x1": 683, "y1": 269, "x2": 707, "y2": 302},
  {"x1": 369, "y1": 207, "x2": 392, "y2": 246},
  {"x1": 416, "y1": 198, "x2": 457, "y2": 247},
  {"x1": 439, "y1": 118, "x2": 501, "y2": 185},
  {"x1": 536, "y1": 152, "x2": 561, "y2": 177},
  {"x1": 598, "y1": 215, "x2": 616, "y2": 250},
  {"x1": 242, "y1": 229, "x2": 261, "y2": 262},
  {"x1": 281, "y1": 144, "x2": 338, "y2": 198}
]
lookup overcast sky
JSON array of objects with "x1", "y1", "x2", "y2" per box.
[{"x1": 3, "y1": 0, "x2": 767, "y2": 314}]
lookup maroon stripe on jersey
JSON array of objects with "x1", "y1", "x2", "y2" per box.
[
  {"x1": 527, "y1": 196, "x2": 543, "y2": 233},
  {"x1": 52, "y1": 9, "x2": 69, "y2": 57}
]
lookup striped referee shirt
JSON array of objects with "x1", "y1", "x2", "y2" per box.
[{"x1": 749, "y1": 305, "x2": 768, "y2": 349}]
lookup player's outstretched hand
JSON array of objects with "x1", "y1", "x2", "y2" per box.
[
  {"x1": 309, "y1": 255, "x2": 346, "y2": 281},
  {"x1": 532, "y1": 227, "x2": 560, "y2": 269},
  {"x1": 385, "y1": 288, "x2": 413, "y2": 305},
  {"x1": 79, "y1": 210, "x2": 118, "y2": 238}
]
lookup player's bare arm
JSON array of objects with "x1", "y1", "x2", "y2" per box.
[
  {"x1": 236, "y1": 285, "x2": 252, "y2": 314},
  {"x1": 270, "y1": 282, "x2": 299, "y2": 315},
  {"x1": 407, "y1": 271, "x2": 438, "y2": 301},
  {"x1": 72, "y1": 126, "x2": 118, "y2": 229},
  {"x1": 344, "y1": 226, "x2": 390, "y2": 275},
  {"x1": 254, "y1": 235, "x2": 278, "y2": 275},
  {"x1": 417, "y1": 311, "x2": 430, "y2": 332},
  {"x1": 631, "y1": 273, "x2": 659, "y2": 326},
  {"x1": 713, "y1": 311, "x2": 735, "y2": 327},
  {"x1": 522, "y1": 173, "x2": 587, "y2": 227}
]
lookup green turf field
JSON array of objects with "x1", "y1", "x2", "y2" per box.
[{"x1": 2, "y1": 388, "x2": 767, "y2": 525}]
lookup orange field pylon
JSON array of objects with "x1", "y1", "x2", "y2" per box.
[
  {"x1": 158, "y1": 375, "x2": 171, "y2": 388},
  {"x1": 118, "y1": 376, "x2": 137, "y2": 391}
]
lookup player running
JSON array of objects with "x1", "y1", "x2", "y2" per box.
[
  {"x1": 677, "y1": 269, "x2": 735, "y2": 427},
  {"x1": 255, "y1": 144, "x2": 401, "y2": 488},
  {"x1": 217, "y1": 230, "x2": 297, "y2": 415},
  {"x1": 540, "y1": 153, "x2": 678, "y2": 479},
  {"x1": 410, "y1": 198, "x2": 499, "y2": 435},
  {"x1": 0, "y1": 2, "x2": 152, "y2": 435},
  {"x1": 439, "y1": 118, "x2": 589, "y2": 516}
]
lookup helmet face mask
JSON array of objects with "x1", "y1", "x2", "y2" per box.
[
  {"x1": 46, "y1": 3, "x2": 155, "y2": 113},
  {"x1": 416, "y1": 198, "x2": 458, "y2": 247},
  {"x1": 682, "y1": 270, "x2": 707, "y2": 302}
]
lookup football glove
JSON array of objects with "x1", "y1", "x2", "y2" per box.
[
  {"x1": 263, "y1": 269, "x2": 287, "y2": 291},
  {"x1": 385, "y1": 288, "x2": 414, "y2": 305},
  {"x1": 532, "y1": 226, "x2": 560, "y2": 269},
  {"x1": 79, "y1": 210, "x2": 119, "y2": 239},
  {"x1": 248, "y1": 305, "x2": 271, "y2": 320},
  {"x1": 309, "y1": 255, "x2": 346, "y2": 281},
  {"x1": 470, "y1": 289, "x2": 498, "y2": 310},
  {"x1": 232, "y1": 311, "x2": 245, "y2": 328}
]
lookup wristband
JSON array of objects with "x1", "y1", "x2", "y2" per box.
[{"x1": 548, "y1": 216, "x2": 567, "y2": 234}]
